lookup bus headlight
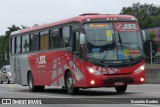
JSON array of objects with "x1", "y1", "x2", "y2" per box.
[
  {"x1": 135, "y1": 65, "x2": 145, "y2": 74},
  {"x1": 86, "y1": 67, "x2": 101, "y2": 76}
]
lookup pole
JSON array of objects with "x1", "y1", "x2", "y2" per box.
[{"x1": 150, "y1": 42, "x2": 153, "y2": 67}]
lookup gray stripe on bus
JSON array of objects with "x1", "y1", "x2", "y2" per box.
[
  {"x1": 58, "y1": 67, "x2": 63, "y2": 75},
  {"x1": 59, "y1": 77, "x2": 65, "y2": 86},
  {"x1": 52, "y1": 70, "x2": 57, "y2": 80},
  {"x1": 53, "y1": 63, "x2": 57, "y2": 69}
]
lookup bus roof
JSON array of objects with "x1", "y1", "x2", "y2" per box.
[{"x1": 10, "y1": 14, "x2": 137, "y2": 36}]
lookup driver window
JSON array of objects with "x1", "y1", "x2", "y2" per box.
[{"x1": 73, "y1": 32, "x2": 80, "y2": 54}]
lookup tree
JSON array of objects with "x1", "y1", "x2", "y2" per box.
[
  {"x1": 120, "y1": 2, "x2": 160, "y2": 29},
  {"x1": 0, "y1": 24, "x2": 28, "y2": 61},
  {"x1": 4, "y1": 25, "x2": 21, "y2": 56},
  {"x1": 148, "y1": 30, "x2": 156, "y2": 40}
]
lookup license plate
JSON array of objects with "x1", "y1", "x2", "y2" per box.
[{"x1": 114, "y1": 82, "x2": 124, "y2": 86}]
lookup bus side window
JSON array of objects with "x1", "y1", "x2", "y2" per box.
[
  {"x1": 40, "y1": 31, "x2": 49, "y2": 50},
  {"x1": 50, "y1": 28, "x2": 60, "y2": 49},
  {"x1": 62, "y1": 26, "x2": 71, "y2": 47},
  {"x1": 11, "y1": 37, "x2": 15, "y2": 54},
  {"x1": 29, "y1": 34, "x2": 34, "y2": 51},
  {"x1": 15, "y1": 36, "x2": 21, "y2": 53},
  {"x1": 30, "y1": 33, "x2": 39, "y2": 51},
  {"x1": 22, "y1": 34, "x2": 29, "y2": 52}
]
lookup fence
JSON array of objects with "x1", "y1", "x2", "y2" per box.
[{"x1": 145, "y1": 64, "x2": 160, "y2": 83}]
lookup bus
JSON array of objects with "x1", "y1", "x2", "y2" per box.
[{"x1": 10, "y1": 13, "x2": 145, "y2": 95}]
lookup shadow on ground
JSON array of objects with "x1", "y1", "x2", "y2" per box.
[{"x1": 18, "y1": 87, "x2": 136, "y2": 96}]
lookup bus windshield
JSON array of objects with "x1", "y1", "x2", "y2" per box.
[{"x1": 84, "y1": 22, "x2": 143, "y2": 62}]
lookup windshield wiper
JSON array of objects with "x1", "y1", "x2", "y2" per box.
[{"x1": 118, "y1": 32, "x2": 123, "y2": 49}]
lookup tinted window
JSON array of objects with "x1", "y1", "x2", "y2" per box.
[
  {"x1": 16, "y1": 36, "x2": 21, "y2": 53},
  {"x1": 30, "y1": 33, "x2": 39, "y2": 51},
  {"x1": 73, "y1": 32, "x2": 80, "y2": 53},
  {"x1": 62, "y1": 26, "x2": 71, "y2": 47},
  {"x1": 22, "y1": 34, "x2": 29, "y2": 52},
  {"x1": 30, "y1": 34, "x2": 34, "y2": 51},
  {"x1": 11, "y1": 37, "x2": 15, "y2": 54},
  {"x1": 50, "y1": 28, "x2": 60, "y2": 49}
]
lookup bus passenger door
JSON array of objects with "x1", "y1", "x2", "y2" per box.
[{"x1": 72, "y1": 31, "x2": 84, "y2": 85}]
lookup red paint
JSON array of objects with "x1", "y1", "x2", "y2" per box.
[
  {"x1": 113, "y1": 22, "x2": 140, "y2": 32},
  {"x1": 28, "y1": 50, "x2": 145, "y2": 88},
  {"x1": 19, "y1": 14, "x2": 136, "y2": 34}
]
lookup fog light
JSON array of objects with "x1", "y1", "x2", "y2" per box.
[
  {"x1": 91, "y1": 80, "x2": 95, "y2": 85},
  {"x1": 140, "y1": 78, "x2": 144, "y2": 82}
]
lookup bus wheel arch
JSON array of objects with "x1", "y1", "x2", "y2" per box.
[
  {"x1": 64, "y1": 69, "x2": 79, "y2": 95},
  {"x1": 27, "y1": 70, "x2": 44, "y2": 92}
]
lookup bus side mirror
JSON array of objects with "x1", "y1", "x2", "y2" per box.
[{"x1": 80, "y1": 33, "x2": 86, "y2": 45}]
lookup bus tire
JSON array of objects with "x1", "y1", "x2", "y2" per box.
[
  {"x1": 65, "y1": 72, "x2": 79, "y2": 95},
  {"x1": 28, "y1": 72, "x2": 36, "y2": 92},
  {"x1": 28, "y1": 72, "x2": 44, "y2": 92},
  {"x1": 115, "y1": 85, "x2": 127, "y2": 93}
]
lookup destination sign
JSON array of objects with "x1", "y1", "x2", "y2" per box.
[{"x1": 88, "y1": 23, "x2": 109, "y2": 28}]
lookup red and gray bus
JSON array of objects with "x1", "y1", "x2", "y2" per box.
[{"x1": 10, "y1": 14, "x2": 145, "y2": 95}]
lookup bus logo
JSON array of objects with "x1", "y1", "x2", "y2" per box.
[
  {"x1": 122, "y1": 24, "x2": 137, "y2": 30},
  {"x1": 115, "y1": 23, "x2": 138, "y2": 31},
  {"x1": 37, "y1": 55, "x2": 46, "y2": 65}
]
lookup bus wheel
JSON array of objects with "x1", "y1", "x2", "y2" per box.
[
  {"x1": 28, "y1": 72, "x2": 44, "y2": 92},
  {"x1": 65, "y1": 72, "x2": 79, "y2": 95},
  {"x1": 115, "y1": 85, "x2": 127, "y2": 93},
  {"x1": 28, "y1": 73, "x2": 35, "y2": 92}
]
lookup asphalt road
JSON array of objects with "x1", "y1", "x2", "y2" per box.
[{"x1": 0, "y1": 83, "x2": 159, "y2": 107}]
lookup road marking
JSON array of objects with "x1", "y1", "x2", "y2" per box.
[{"x1": 131, "y1": 91, "x2": 160, "y2": 94}]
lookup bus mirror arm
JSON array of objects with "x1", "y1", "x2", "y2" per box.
[{"x1": 80, "y1": 33, "x2": 86, "y2": 45}]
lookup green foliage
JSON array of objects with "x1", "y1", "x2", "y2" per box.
[
  {"x1": 0, "y1": 25, "x2": 28, "y2": 61},
  {"x1": 5, "y1": 25, "x2": 21, "y2": 53},
  {"x1": 148, "y1": 30, "x2": 156, "y2": 40},
  {"x1": 120, "y1": 2, "x2": 160, "y2": 29}
]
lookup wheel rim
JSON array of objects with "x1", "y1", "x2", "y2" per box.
[{"x1": 67, "y1": 77, "x2": 73, "y2": 93}]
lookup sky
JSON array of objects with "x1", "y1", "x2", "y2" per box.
[{"x1": 0, "y1": 0, "x2": 159, "y2": 35}]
